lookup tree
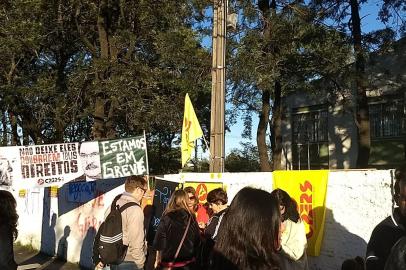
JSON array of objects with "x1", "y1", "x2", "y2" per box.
[
  {"x1": 309, "y1": 0, "x2": 406, "y2": 168},
  {"x1": 0, "y1": 0, "x2": 212, "y2": 174},
  {"x1": 228, "y1": 0, "x2": 351, "y2": 171},
  {"x1": 225, "y1": 142, "x2": 260, "y2": 172}
]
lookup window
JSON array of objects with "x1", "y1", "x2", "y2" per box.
[
  {"x1": 291, "y1": 106, "x2": 329, "y2": 169},
  {"x1": 370, "y1": 99, "x2": 406, "y2": 139}
]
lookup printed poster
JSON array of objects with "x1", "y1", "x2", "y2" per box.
[
  {"x1": 1, "y1": 143, "x2": 83, "y2": 189},
  {"x1": 273, "y1": 170, "x2": 329, "y2": 256},
  {"x1": 0, "y1": 134, "x2": 149, "y2": 189}
]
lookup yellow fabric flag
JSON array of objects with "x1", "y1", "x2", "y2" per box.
[
  {"x1": 181, "y1": 94, "x2": 203, "y2": 167},
  {"x1": 273, "y1": 170, "x2": 329, "y2": 256}
]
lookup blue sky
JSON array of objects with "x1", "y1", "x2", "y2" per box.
[{"x1": 202, "y1": 1, "x2": 390, "y2": 155}]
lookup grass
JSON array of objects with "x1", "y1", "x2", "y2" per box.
[{"x1": 14, "y1": 241, "x2": 38, "y2": 253}]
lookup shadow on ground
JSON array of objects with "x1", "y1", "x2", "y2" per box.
[{"x1": 14, "y1": 244, "x2": 87, "y2": 270}]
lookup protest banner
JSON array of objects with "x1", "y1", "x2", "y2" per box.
[
  {"x1": 0, "y1": 134, "x2": 150, "y2": 189},
  {"x1": 76, "y1": 141, "x2": 102, "y2": 181},
  {"x1": 273, "y1": 170, "x2": 329, "y2": 256},
  {"x1": 99, "y1": 135, "x2": 148, "y2": 179},
  {"x1": 12, "y1": 143, "x2": 82, "y2": 188}
]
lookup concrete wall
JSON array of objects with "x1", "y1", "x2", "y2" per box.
[
  {"x1": 307, "y1": 170, "x2": 393, "y2": 270},
  {"x1": 14, "y1": 178, "x2": 127, "y2": 269},
  {"x1": 12, "y1": 170, "x2": 394, "y2": 270}
]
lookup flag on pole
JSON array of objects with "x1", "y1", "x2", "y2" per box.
[{"x1": 181, "y1": 93, "x2": 203, "y2": 167}]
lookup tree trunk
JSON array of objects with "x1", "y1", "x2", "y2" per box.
[
  {"x1": 1, "y1": 110, "x2": 8, "y2": 146},
  {"x1": 90, "y1": 2, "x2": 118, "y2": 140},
  {"x1": 255, "y1": 0, "x2": 275, "y2": 172},
  {"x1": 10, "y1": 112, "x2": 19, "y2": 146},
  {"x1": 92, "y1": 97, "x2": 106, "y2": 140},
  {"x1": 257, "y1": 88, "x2": 272, "y2": 171},
  {"x1": 350, "y1": 0, "x2": 370, "y2": 168},
  {"x1": 271, "y1": 81, "x2": 283, "y2": 170}
]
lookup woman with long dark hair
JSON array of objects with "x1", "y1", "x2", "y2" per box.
[
  {"x1": 210, "y1": 187, "x2": 282, "y2": 270},
  {"x1": 270, "y1": 188, "x2": 308, "y2": 270},
  {"x1": 0, "y1": 190, "x2": 18, "y2": 270},
  {"x1": 153, "y1": 189, "x2": 201, "y2": 270}
]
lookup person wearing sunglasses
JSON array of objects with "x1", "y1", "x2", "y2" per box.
[
  {"x1": 270, "y1": 188, "x2": 309, "y2": 270},
  {"x1": 153, "y1": 189, "x2": 201, "y2": 270},
  {"x1": 184, "y1": 186, "x2": 198, "y2": 214}
]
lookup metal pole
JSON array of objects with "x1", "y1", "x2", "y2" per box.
[{"x1": 209, "y1": 0, "x2": 226, "y2": 173}]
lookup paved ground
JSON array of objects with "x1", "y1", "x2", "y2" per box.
[{"x1": 14, "y1": 244, "x2": 86, "y2": 270}]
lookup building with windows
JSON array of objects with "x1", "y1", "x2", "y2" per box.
[{"x1": 281, "y1": 38, "x2": 406, "y2": 169}]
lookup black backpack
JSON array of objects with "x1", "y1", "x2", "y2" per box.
[{"x1": 93, "y1": 194, "x2": 139, "y2": 265}]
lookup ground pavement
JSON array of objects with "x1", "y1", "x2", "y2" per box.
[{"x1": 14, "y1": 244, "x2": 87, "y2": 270}]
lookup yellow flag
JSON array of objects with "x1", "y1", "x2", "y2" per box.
[
  {"x1": 273, "y1": 170, "x2": 329, "y2": 256},
  {"x1": 181, "y1": 94, "x2": 203, "y2": 167}
]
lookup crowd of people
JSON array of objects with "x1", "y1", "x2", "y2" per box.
[
  {"x1": 1, "y1": 164, "x2": 406, "y2": 270},
  {"x1": 91, "y1": 176, "x2": 310, "y2": 270},
  {"x1": 90, "y1": 166, "x2": 406, "y2": 270}
]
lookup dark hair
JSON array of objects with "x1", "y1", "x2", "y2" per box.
[
  {"x1": 211, "y1": 187, "x2": 281, "y2": 270},
  {"x1": 341, "y1": 256, "x2": 365, "y2": 270},
  {"x1": 384, "y1": 236, "x2": 406, "y2": 270},
  {"x1": 207, "y1": 188, "x2": 228, "y2": 205},
  {"x1": 394, "y1": 164, "x2": 406, "y2": 197},
  {"x1": 270, "y1": 188, "x2": 300, "y2": 223},
  {"x1": 184, "y1": 186, "x2": 196, "y2": 195},
  {"x1": 0, "y1": 190, "x2": 19, "y2": 240},
  {"x1": 125, "y1": 175, "x2": 147, "y2": 193}
]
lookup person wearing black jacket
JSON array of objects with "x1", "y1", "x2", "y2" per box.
[
  {"x1": 0, "y1": 190, "x2": 18, "y2": 270},
  {"x1": 153, "y1": 189, "x2": 201, "y2": 270},
  {"x1": 366, "y1": 164, "x2": 406, "y2": 270},
  {"x1": 204, "y1": 188, "x2": 228, "y2": 241}
]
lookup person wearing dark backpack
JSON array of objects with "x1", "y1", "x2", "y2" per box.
[{"x1": 94, "y1": 176, "x2": 148, "y2": 270}]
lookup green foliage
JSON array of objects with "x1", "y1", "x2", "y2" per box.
[
  {"x1": 227, "y1": 1, "x2": 352, "y2": 170},
  {"x1": 225, "y1": 142, "x2": 260, "y2": 172},
  {"x1": 0, "y1": 0, "x2": 211, "y2": 174}
]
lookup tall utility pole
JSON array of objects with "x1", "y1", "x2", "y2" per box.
[{"x1": 210, "y1": 0, "x2": 227, "y2": 172}]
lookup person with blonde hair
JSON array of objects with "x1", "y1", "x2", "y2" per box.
[
  {"x1": 184, "y1": 186, "x2": 198, "y2": 214},
  {"x1": 153, "y1": 189, "x2": 201, "y2": 270}
]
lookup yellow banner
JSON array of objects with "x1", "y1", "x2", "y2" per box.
[{"x1": 273, "y1": 170, "x2": 329, "y2": 256}]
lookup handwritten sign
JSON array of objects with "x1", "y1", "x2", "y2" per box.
[
  {"x1": 149, "y1": 178, "x2": 180, "y2": 235},
  {"x1": 99, "y1": 136, "x2": 148, "y2": 178},
  {"x1": 68, "y1": 182, "x2": 96, "y2": 202}
]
